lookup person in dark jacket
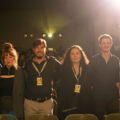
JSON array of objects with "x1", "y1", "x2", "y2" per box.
[
  {"x1": 0, "y1": 42, "x2": 24, "y2": 120},
  {"x1": 88, "y1": 34, "x2": 120, "y2": 120},
  {"x1": 23, "y1": 38, "x2": 60, "y2": 119},
  {"x1": 57, "y1": 45, "x2": 89, "y2": 120}
]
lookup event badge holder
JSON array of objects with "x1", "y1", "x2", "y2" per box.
[
  {"x1": 72, "y1": 66, "x2": 82, "y2": 93},
  {"x1": 32, "y1": 61, "x2": 47, "y2": 86}
]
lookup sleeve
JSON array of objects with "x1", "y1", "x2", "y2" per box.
[
  {"x1": 115, "y1": 58, "x2": 120, "y2": 83},
  {"x1": 49, "y1": 57, "x2": 62, "y2": 103},
  {"x1": 13, "y1": 68, "x2": 25, "y2": 119},
  {"x1": 51, "y1": 57, "x2": 61, "y2": 84},
  {"x1": 87, "y1": 57, "x2": 96, "y2": 87}
]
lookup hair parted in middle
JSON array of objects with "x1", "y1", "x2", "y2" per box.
[{"x1": 63, "y1": 45, "x2": 89, "y2": 67}]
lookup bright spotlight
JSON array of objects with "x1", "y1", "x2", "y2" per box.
[
  {"x1": 24, "y1": 34, "x2": 28, "y2": 38},
  {"x1": 30, "y1": 34, "x2": 34, "y2": 38},
  {"x1": 58, "y1": 33, "x2": 62, "y2": 38},
  {"x1": 48, "y1": 33, "x2": 53, "y2": 38},
  {"x1": 105, "y1": 0, "x2": 120, "y2": 10},
  {"x1": 42, "y1": 33, "x2": 46, "y2": 38}
]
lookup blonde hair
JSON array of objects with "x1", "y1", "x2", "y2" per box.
[{"x1": 1, "y1": 42, "x2": 18, "y2": 69}]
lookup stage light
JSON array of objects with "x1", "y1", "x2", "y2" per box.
[
  {"x1": 48, "y1": 33, "x2": 53, "y2": 38},
  {"x1": 24, "y1": 34, "x2": 28, "y2": 38},
  {"x1": 58, "y1": 33, "x2": 62, "y2": 38},
  {"x1": 30, "y1": 34, "x2": 34, "y2": 37},
  {"x1": 42, "y1": 33, "x2": 46, "y2": 38}
]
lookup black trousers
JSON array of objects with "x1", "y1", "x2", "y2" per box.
[
  {"x1": 0, "y1": 96, "x2": 13, "y2": 114},
  {"x1": 93, "y1": 97, "x2": 119, "y2": 120}
]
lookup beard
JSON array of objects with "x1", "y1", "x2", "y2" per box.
[
  {"x1": 35, "y1": 55, "x2": 43, "y2": 59},
  {"x1": 34, "y1": 51, "x2": 46, "y2": 59},
  {"x1": 36, "y1": 56, "x2": 43, "y2": 59}
]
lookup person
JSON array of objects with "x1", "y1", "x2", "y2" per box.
[
  {"x1": 57, "y1": 45, "x2": 89, "y2": 120},
  {"x1": 24, "y1": 38, "x2": 60, "y2": 118},
  {"x1": 0, "y1": 42, "x2": 24, "y2": 120},
  {"x1": 88, "y1": 34, "x2": 120, "y2": 120}
]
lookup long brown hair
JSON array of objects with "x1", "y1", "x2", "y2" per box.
[
  {"x1": 63, "y1": 45, "x2": 89, "y2": 67},
  {"x1": 1, "y1": 42, "x2": 18, "y2": 69}
]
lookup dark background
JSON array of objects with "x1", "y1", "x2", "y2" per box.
[{"x1": 0, "y1": 0, "x2": 120, "y2": 57}]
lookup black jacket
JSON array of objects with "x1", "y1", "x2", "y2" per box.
[
  {"x1": 57, "y1": 64, "x2": 89, "y2": 113},
  {"x1": 13, "y1": 67, "x2": 25, "y2": 119}
]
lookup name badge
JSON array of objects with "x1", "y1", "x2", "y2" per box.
[
  {"x1": 36, "y1": 77, "x2": 43, "y2": 86},
  {"x1": 74, "y1": 84, "x2": 81, "y2": 93}
]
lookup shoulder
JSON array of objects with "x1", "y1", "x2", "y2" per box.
[
  {"x1": 91, "y1": 53, "x2": 100, "y2": 59},
  {"x1": 15, "y1": 66, "x2": 24, "y2": 74},
  {"x1": 16, "y1": 66, "x2": 27, "y2": 76},
  {"x1": 88, "y1": 53, "x2": 101, "y2": 69},
  {"x1": 110, "y1": 54, "x2": 120, "y2": 65},
  {"x1": 61, "y1": 63, "x2": 72, "y2": 71},
  {"x1": 111, "y1": 54, "x2": 119, "y2": 61},
  {"x1": 47, "y1": 56, "x2": 61, "y2": 65},
  {"x1": 89, "y1": 53, "x2": 100, "y2": 63}
]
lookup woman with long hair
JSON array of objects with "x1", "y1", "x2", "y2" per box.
[
  {"x1": 0, "y1": 42, "x2": 24, "y2": 120},
  {"x1": 1, "y1": 43, "x2": 18, "y2": 74},
  {"x1": 57, "y1": 45, "x2": 89, "y2": 120}
]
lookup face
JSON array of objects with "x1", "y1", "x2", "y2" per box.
[
  {"x1": 99, "y1": 38, "x2": 112, "y2": 53},
  {"x1": 33, "y1": 43, "x2": 46, "y2": 58},
  {"x1": 70, "y1": 48, "x2": 82, "y2": 64},
  {"x1": 4, "y1": 54, "x2": 15, "y2": 67}
]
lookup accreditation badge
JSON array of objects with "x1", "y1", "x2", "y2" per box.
[
  {"x1": 36, "y1": 77, "x2": 43, "y2": 86},
  {"x1": 74, "y1": 84, "x2": 81, "y2": 93}
]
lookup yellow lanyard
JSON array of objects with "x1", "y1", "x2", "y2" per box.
[
  {"x1": 32, "y1": 61, "x2": 47, "y2": 76},
  {"x1": 72, "y1": 66, "x2": 82, "y2": 83}
]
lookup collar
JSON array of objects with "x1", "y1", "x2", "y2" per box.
[{"x1": 100, "y1": 52, "x2": 112, "y2": 58}]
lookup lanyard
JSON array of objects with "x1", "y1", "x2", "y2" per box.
[
  {"x1": 72, "y1": 66, "x2": 82, "y2": 82},
  {"x1": 32, "y1": 61, "x2": 47, "y2": 76}
]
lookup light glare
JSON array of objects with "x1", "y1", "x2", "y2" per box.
[
  {"x1": 106, "y1": 0, "x2": 120, "y2": 10},
  {"x1": 48, "y1": 33, "x2": 53, "y2": 38}
]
